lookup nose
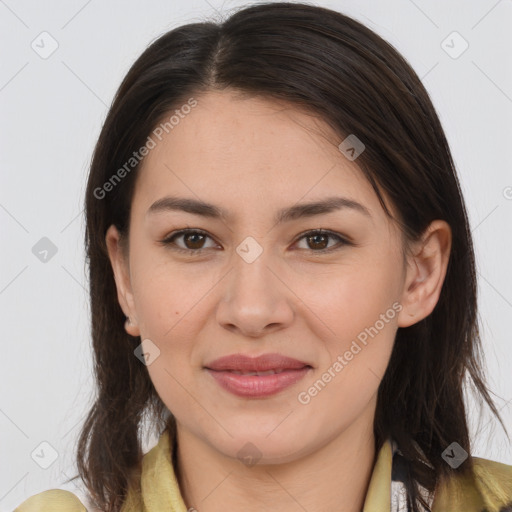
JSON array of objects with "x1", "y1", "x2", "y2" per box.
[{"x1": 215, "y1": 245, "x2": 295, "y2": 338}]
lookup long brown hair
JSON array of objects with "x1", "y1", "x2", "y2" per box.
[{"x1": 69, "y1": 2, "x2": 506, "y2": 510}]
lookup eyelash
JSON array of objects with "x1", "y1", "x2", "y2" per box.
[{"x1": 158, "y1": 228, "x2": 351, "y2": 255}]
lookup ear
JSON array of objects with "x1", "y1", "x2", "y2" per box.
[
  {"x1": 105, "y1": 224, "x2": 140, "y2": 337},
  {"x1": 397, "y1": 220, "x2": 452, "y2": 328}
]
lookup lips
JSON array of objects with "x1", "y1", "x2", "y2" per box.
[
  {"x1": 228, "y1": 369, "x2": 288, "y2": 376},
  {"x1": 204, "y1": 353, "x2": 311, "y2": 373},
  {"x1": 204, "y1": 353, "x2": 312, "y2": 398}
]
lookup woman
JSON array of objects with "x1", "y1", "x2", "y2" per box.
[{"x1": 16, "y1": 2, "x2": 512, "y2": 511}]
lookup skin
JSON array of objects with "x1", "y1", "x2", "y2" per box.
[{"x1": 106, "y1": 89, "x2": 452, "y2": 512}]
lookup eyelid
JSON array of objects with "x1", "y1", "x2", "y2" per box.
[{"x1": 159, "y1": 228, "x2": 352, "y2": 254}]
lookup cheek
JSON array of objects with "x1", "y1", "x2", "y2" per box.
[
  {"x1": 302, "y1": 254, "x2": 400, "y2": 341},
  {"x1": 144, "y1": 353, "x2": 204, "y2": 433},
  {"x1": 130, "y1": 251, "x2": 213, "y2": 339},
  {"x1": 299, "y1": 318, "x2": 396, "y2": 430},
  {"x1": 128, "y1": 252, "x2": 210, "y2": 396},
  {"x1": 297, "y1": 256, "x2": 399, "y2": 406}
]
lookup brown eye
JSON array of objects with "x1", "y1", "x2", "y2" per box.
[
  {"x1": 306, "y1": 233, "x2": 329, "y2": 250},
  {"x1": 295, "y1": 229, "x2": 349, "y2": 252},
  {"x1": 182, "y1": 232, "x2": 206, "y2": 249},
  {"x1": 160, "y1": 229, "x2": 218, "y2": 253}
]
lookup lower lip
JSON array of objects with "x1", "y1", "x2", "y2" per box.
[{"x1": 205, "y1": 367, "x2": 311, "y2": 398}]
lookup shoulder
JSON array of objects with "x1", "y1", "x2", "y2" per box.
[
  {"x1": 14, "y1": 489, "x2": 88, "y2": 511},
  {"x1": 472, "y1": 457, "x2": 512, "y2": 502},
  {"x1": 433, "y1": 457, "x2": 512, "y2": 511}
]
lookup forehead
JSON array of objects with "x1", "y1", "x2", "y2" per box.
[{"x1": 131, "y1": 89, "x2": 386, "y2": 222}]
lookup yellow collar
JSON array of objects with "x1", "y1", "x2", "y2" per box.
[
  {"x1": 15, "y1": 427, "x2": 512, "y2": 511},
  {"x1": 362, "y1": 438, "x2": 392, "y2": 511}
]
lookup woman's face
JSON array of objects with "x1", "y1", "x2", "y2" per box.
[{"x1": 107, "y1": 89, "x2": 417, "y2": 463}]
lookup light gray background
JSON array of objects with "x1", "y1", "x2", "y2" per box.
[{"x1": 1, "y1": 0, "x2": 511, "y2": 510}]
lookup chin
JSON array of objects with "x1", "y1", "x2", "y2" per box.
[{"x1": 209, "y1": 429, "x2": 313, "y2": 466}]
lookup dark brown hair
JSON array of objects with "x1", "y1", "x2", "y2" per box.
[{"x1": 68, "y1": 2, "x2": 506, "y2": 510}]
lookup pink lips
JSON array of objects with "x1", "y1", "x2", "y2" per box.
[{"x1": 204, "y1": 353, "x2": 312, "y2": 398}]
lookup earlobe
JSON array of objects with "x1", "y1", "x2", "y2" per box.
[
  {"x1": 397, "y1": 220, "x2": 452, "y2": 328},
  {"x1": 105, "y1": 224, "x2": 141, "y2": 337},
  {"x1": 124, "y1": 316, "x2": 140, "y2": 337}
]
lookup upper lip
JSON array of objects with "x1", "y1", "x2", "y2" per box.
[{"x1": 205, "y1": 353, "x2": 311, "y2": 372}]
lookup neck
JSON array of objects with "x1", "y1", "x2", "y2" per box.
[{"x1": 175, "y1": 402, "x2": 377, "y2": 512}]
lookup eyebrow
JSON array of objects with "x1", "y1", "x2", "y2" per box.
[{"x1": 146, "y1": 195, "x2": 371, "y2": 223}]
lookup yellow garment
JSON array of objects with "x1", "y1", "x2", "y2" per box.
[{"x1": 15, "y1": 429, "x2": 512, "y2": 511}]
